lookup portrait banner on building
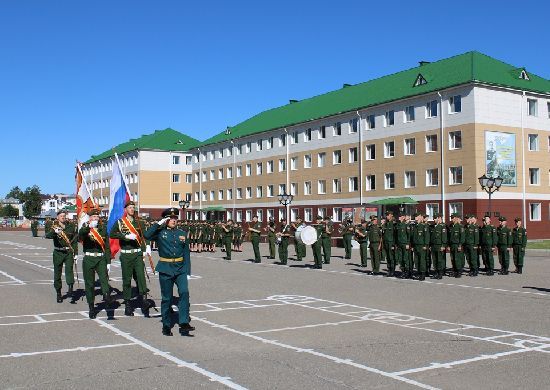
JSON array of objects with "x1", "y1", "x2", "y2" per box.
[{"x1": 485, "y1": 131, "x2": 516, "y2": 186}]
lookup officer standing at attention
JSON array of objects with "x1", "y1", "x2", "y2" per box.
[
  {"x1": 222, "y1": 220, "x2": 234, "y2": 260},
  {"x1": 321, "y1": 216, "x2": 333, "y2": 264},
  {"x1": 341, "y1": 217, "x2": 354, "y2": 260},
  {"x1": 496, "y1": 216, "x2": 513, "y2": 275},
  {"x1": 430, "y1": 213, "x2": 447, "y2": 279},
  {"x1": 464, "y1": 215, "x2": 480, "y2": 276},
  {"x1": 411, "y1": 213, "x2": 430, "y2": 281},
  {"x1": 312, "y1": 216, "x2": 324, "y2": 269},
  {"x1": 512, "y1": 217, "x2": 527, "y2": 274},
  {"x1": 395, "y1": 214, "x2": 411, "y2": 278},
  {"x1": 382, "y1": 211, "x2": 396, "y2": 276},
  {"x1": 368, "y1": 216, "x2": 382, "y2": 275},
  {"x1": 248, "y1": 215, "x2": 262, "y2": 263},
  {"x1": 278, "y1": 218, "x2": 291, "y2": 265},
  {"x1": 79, "y1": 209, "x2": 114, "y2": 318},
  {"x1": 355, "y1": 220, "x2": 369, "y2": 268},
  {"x1": 480, "y1": 216, "x2": 497, "y2": 275},
  {"x1": 31, "y1": 218, "x2": 38, "y2": 237},
  {"x1": 144, "y1": 208, "x2": 195, "y2": 336},
  {"x1": 448, "y1": 214, "x2": 465, "y2": 278},
  {"x1": 267, "y1": 217, "x2": 276, "y2": 259}
]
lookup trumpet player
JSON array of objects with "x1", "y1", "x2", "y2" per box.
[
  {"x1": 266, "y1": 217, "x2": 276, "y2": 259},
  {"x1": 277, "y1": 218, "x2": 291, "y2": 265},
  {"x1": 341, "y1": 217, "x2": 354, "y2": 260},
  {"x1": 321, "y1": 216, "x2": 333, "y2": 264},
  {"x1": 45, "y1": 209, "x2": 78, "y2": 303},
  {"x1": 355, "y1": 220, "x2": 369, "y2": 267},
  {"x1": 248, "y1": 215, "x2": 262, "y2": 263}
]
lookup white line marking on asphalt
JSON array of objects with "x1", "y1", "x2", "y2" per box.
[
  {"x1": 0, "y1": 269, "x2": 25, "y2": 284},
  {"x1": 248, "y1": 319, "x2": 368, "y2": 334},
  {"x1": 0, "y1": 343, "x2": 136, "y2": 358},
  {"x1": 192, "y1": 315, "x2": 439, "y2": 390},
  {"x1": 0, "y1": 254, "x2": 84, "y2": 282},
  {"x1": 88, "y1": 313, "x2": 248, "y2": 390}
]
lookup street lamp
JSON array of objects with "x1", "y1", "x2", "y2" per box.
[
  {"x1": 278, "y1": 192, "x2": 293, "y2": 207},
  {"x1": 478, "y1": 174, "x2": 503, "y2": 217},
  {"x1": 178, "y1": 199, "x2": 190, "y2": 220}
]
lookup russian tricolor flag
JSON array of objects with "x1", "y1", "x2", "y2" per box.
[{"x1": 107, "y1": 153, "x2": 130, "y2": 258}]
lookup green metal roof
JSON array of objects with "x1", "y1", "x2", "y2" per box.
[
  {"x1": 201, "y1": 206, "x2": 226, "y2": 212},
  {"x1": 86, "y1": 128, "x2": 201, "y2": 163},
  {"x1": 370, "y1": 196, "x2": 418, "y2": 206},
  {"x1": 199, "y1": 51, "x2": 550, "y2": 147}
]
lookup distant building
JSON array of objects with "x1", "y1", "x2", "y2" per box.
[{"x1": 0, "y1": 197, "x2": 24, "y2": 218}]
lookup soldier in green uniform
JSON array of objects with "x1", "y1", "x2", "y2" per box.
[
  {"x1": 355, "y1": 220, "x2": 369, "y2": 268},
  {"x1": 312, "y1": 216, "x2": 324, "y2": 269},
  {"x1": 382, "y1": 211, "x2": 396, "y2": 276},
  {"x1": 480, "y1": 216, "x2": 497, "y2": 275},
  {"x1": 45, "y1": 210, "x2": 78, "y2": 303},
  {"x1": 248, "y1": 215, "x2": 262, "y2": 263},
  {"x1": 464, "y1": 215, "x2": 480, "y2": 276},
  {"x1": 277, "y1": 218, "x2": 291, "y2": 265},
  {"x1": 79, "y1": 209, "x2": 114, "y2": 318},
  {"x1": 267, "y1": 218, "x2": 276, "y2": 259},
  {"x1": 430, "y1": 213, "x2": 447, "y2": 279},
  {"x1": 109, "y1": 201, "x2": 150, "y2": 316},
  {"x1": 395, "y1": 214, "x2": 412, "y2": 278},
  {"x1": 290, "y1": 218, "x2": 305, "y2": 261},
  {"x1": 233, "y1": 223, "x2": 243, "y2": 252},
  {"x1": 496, "y1": 216, "x2": 513, "y2": 275},
  {"x1": 31, "y1": 218, "x2": 38, "y2": 237},
  {"x1": 448, "y1": 214, "x2": 465, "y2": 278},
  {"x1": 222, "y1": 220, "x2": 234, "y2": 260},
  {"x1": 411, "y1": 213, "x2": 430, "y2": 280},
  {"x1": 44, "y1": 217, "x2": 53, "y2": 238},
  {"x1": 189, "y1": 222, "x2": 197, "y2": 252},
  {"x1": 512, "y1": 217, "x2": 527, "y2": 274},
  {"x1": 368, "y1": 216, "x2": 382, "y2": 274},
  {"x1": 215, "y1": 221, "x2": 223, "y2": 249},
  {"x1": 144, "y1": 208, "x2": 195, "y2": 337},
  {"x1": 341, "y1": 217, "x2": 354, "y2": 259},
  {"x1": 321, "y1": 217, "x2": 333, "y2": 264}
]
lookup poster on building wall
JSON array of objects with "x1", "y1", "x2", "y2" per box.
[{"x1": 485, "y1": 131, "x2": 516, "y2": 186}]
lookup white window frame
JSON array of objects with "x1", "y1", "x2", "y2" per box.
[
  {"x1": 256, "y1": 162, "x2": 263, "y2": 175},
  {"x1": 404, "y1": 105, "x2": 415, "y2": 123},
  {"x1": 530, "y1": 203, "x2": 541, "y2": 221},
  {"x1": 290, "y1": 156, "x2": 297, "y2": 170},
  {"x1": 304, "y1": 208, "x2": 312, "y2": 223},
  {"x1": 449, "y1": 130, "x2": 462, "y2": 150},
  {"x1": 333, "y1": 122, "x2": 342, "y2": 136},
  {"x1": 384, "y1": 141, "x2": 395, "y2": 158},
  {"x1": 528, "y1": 134, "x2": 539, "y2": 151},
  {"x1": 318, "y1": 180, "x2": 326, "y2": 194},
  {"x1": 304, "y1": 181, "x2": 312, "y2": 195},
  {"x1": 384, "y1": 173, "x2": 395, "y2": 190},
  {"x1": 348, "y1": 176, "x2": 359, "y2": 192},
  {"x1": 304, "y1": 154, "x2": 312, "y2": 168},
  {"x1": 449, "y1": 202, "x2": 463, "y2": 219},
  {"x1": 267, "y1": 185, "x2": 274, "y2": 197},
  {"x1": 426, "y1": 203, "x2": 440, "y2": 221},
  {"x1": 365, "y1": 144, "x2": 375, "y2": 160},
  {"x1": 426, "y1": 100, "x2": 438, "y2": 118},
  {"x1": 332, "y1": 178, "x2": 342, "y2": 193},
  {"x1": 449, "y1": 166, "x2": 463, "y2": 185},
  {"x1": 529, "y1": 168, "x2": 540, "y2": 185},
  {"x1": 527, "y1": 98, "x2": 538, "y2": 116},
  {"x1": 449, "y1": 95, "x2": 462, "y2": 114},
  {"x1": 366, "y1": 174, "x2": 375, "y2": 191},
  {"x1": 366, "y1": 114, "x2": 375, "y2": 129},
  {"x1": 332, "y1": 207, "x2": 342, "y2": 222},
  {"x1": 318, "y1": 152, "x2": 326, "y2": 167},
  {"x1": 319, "y1": 125, "x2": 326, "y2": 139},
  {"x1": 332, "y1": 150, "x2": 341, "y2": 165},
  {"x1": 426, "y1": 168, "x2": 439, "y2": 187},
  {"x1": 426, "y1": 134, "x2": 438, "y2": 152},
  {"x1": 278, "y1": 158, "x2": 286, "y2": 172},
  {"x1": 245, "y1": 164, "x2": 251, "y2": 177},
  {"x1": 348, "y1": 147, "x2": 358, "y2": 163},
  {"x1": 404, "y1": 171, "x2": 416, "y2": 188},
  {"x1": 404, "y1": 138, "x2": 416, "y2": 155}
]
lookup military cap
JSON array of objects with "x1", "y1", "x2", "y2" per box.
[
  {"x1": 412, "y1": 212, "x2": 420, "y2": 217},
  {"x1": 316, "y1": 215, "x2": 323, "y2": 220},
  {"x1": 385, "y1": 210, "x2": 394, "y2": 215},
  {"x1": 498, "y1": 216, "x2": 507, "y2": 222},
  {"x1": 324, "y1": 216, "x2": 331, "y2": 220},
  {"x1": 371, "y1": 215, "x2": 378, "y2": 220},
  {"x1": 124, "y1": 200, "x2": 136, "y2": 208},
  {"x1": 451, "y1": 213, "x2": 459, "y2": 218},
  {"x1": 514, "y1": 217, "x2": 522, "y2": 222},
  {"x1": 433, "y1": 212, "x2": 441, "y2": 218},
  {"x1": 162, "y1": 207, "x2": 179, "y2": 218},
  {"x1": 57, "y1": 209, "x2": 67, "y2": 215},
  {"x1": 87, "y1": 208, "x2": 101, "y2": 216}
]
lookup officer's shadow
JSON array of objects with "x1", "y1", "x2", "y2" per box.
[{"x1": 523, "y1": 286, "x2": 550, "y2": 293}]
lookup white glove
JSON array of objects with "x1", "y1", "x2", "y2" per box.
[
  {"x1": 125, "y1": 233, "x2": 137, "y2": 240},
  {"x1": 146, "y1": 244, "x2": 152, "y2": 256},
  {"x1": 74, "y1": 255, "x2": 78, "y2": 265},
  {"x1": 107, "y1": 264, "x2": 111, "y2": 273},
  {"x1": 158, "y1": 217, "x2": 170, "y2": 225},
  {"x1": 187, "y1": 275, "x2": 191, "y2": 280},
  {"x1": 54, "y1": 227, "x2": 62, "y2": 234},
  {"x1": 89, "y1": 221, "x2": 98, "y2": 228}
]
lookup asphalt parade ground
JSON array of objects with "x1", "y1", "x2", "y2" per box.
[{"x1": 0, "y1": 231, "x2": 549, "y2": 390}]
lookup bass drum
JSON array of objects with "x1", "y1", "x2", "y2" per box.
[{"x1": 296, "y1": 225, "x2": 317, "y2": 245}]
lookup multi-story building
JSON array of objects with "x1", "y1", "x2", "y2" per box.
[
  {"x1": 191, "y1": 51, "x2": 550, "y2": 238},
  {"x1": 82, "y1": 128, "x2": 200, "y2": 218}
]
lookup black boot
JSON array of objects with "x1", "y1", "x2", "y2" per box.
[
  {"x1": 179, "y1": 323, "x2": 195, "y2": 332},
  {"x1": 67, "y1": 284, "x2": 74, "y2": 299},
  {"x1": 419, "y1": 273, "x2": 425, "y2": 281},
  {"x1": 88, "y1": 304, "x2": 97, "y2": 319},
  {"x1": 103, "y1": 293, "x2": 114, "y2": 306},
  {"x1": 124, "y1": 302, "x2": 134, "y2": 316},
  {"x1": 518, "y1": 266, "x2": 523, "y2": 274},
  {"x1": 162, "y1": 325, "x2": 173, "y2": 336},
  {"x1": 438, "y1": 271, "x2": 443, "y2": 279},
  {"x1": 141, "y1": 294, "x2": 151, "y2": 310},
  {"x1": 56, "y1": 289, "x2": 63, "y2": 303},
  {"x1": 487, "y1": 269, "x2": 494, "y2": 276}
]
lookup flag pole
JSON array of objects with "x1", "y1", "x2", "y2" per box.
[{"x1": 76, "y1": 162, "x2": 97, "y2": 208}]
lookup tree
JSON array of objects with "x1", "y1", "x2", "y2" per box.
[
  {"x1": 6, "y1": 186, "x2": 24, "y2": 200},
  {"x1": 0, "y1": 204, "x2": 19, "y2": 217},
  {"x1": 22, "y1": 185, "x2": 42, "y2": 218}
]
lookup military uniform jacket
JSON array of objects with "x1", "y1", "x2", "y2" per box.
[
  {"x1": 321, "y1": 224, "x2": 333, "y2": 239},
  {"x1": 79, "y1": 224, "x2": 111, "y2": 260},
  {"x1": 144, "y1": 223, "x2": 191, "y2": 276},
  {"x1": 223, "y1": 225, "x2": 234, "y2": 241},
  {"x1": 250, "y1": 222, "x2": 262, "y2": 237},
  {"x1": 395, "y1": 222, "x2": 411, "y2": 245},
  {"x1": 512, "y1": 227, "x2": 527, "y2": 247},
  {"x1": 430, "y1": 223, "x2": 448, "y2": 246},
  {"x1": 355, "y1": 226, "x2": 368, "y2": 243},
  {"x1": 368, "y1": 225, "x2": 382, "y2": 244},
  {"x1": 497, "y1": 226, "x2": 513, "y2": 247},
  {"x1": 46, "y1": 221, "x2": 78, "y2": 253},
  {"x1": 314, "y1": 224, "x2": 324, "y2": 243},
  {"x1": 109, "y1": 217, "x2": 147, "y2": 251},
  {"x1": 411, "y1": 223, "x2": 430, "y2": 246},
  {"x1": 382, "y1": 220, "x2": 395, "y2": 243},
  {"x1": 280, "y1": 224, "x2": 291, "y2": 239},
  {"x1": 464, "y1": 223, "x2": 480, "y2": 246},
  {"x1": 267, "y1": 222, "x2": 276, "y2": 238},
  {"x1": 480, "y1": 225, "x2": 498, "y2": 246},
  {"x1": 342, "y1": 223, "x2": 354, "y2": 237},
  {"x1": 448, "y1": 223, "x2": 465, "y2": 246}
]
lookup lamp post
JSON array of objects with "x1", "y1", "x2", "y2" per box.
[
  {"x1": 278, "y1": 192, "x2": 293, "y2": 220},
  {"x1": 478, "y1": 174, "x2": 503, "y2": 217},
  {"x1": 178, "y1": 199, "x2": 190, "y2": 221}
]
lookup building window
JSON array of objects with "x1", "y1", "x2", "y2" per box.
[
  {"x1": 404, "y1": 138, "x2": 416, "y2": 155},
  {"x1": 291, "y1": 132, "x2": 298, "y2": 144},
  {"x1": 246, "y1": 142, "x2": 252, "y2": 153},
  {"x1": 194, "y1": 192, "x2": 199, "y2": 202},
  {"x1": 210, "y1": 170, "x2": 215, "y2": 180},
  {"x1": 426, "y1": 168, "x2": 439, "y2": 186},
  {"x1": 267, "y1": 209, "x2": 274, "y2": 221},
  {"x1": 449, "y1": 131, "x2": 462, "y2": 150},
  {"x1": 384, "y1": 110, "x2": 395, "y2": 127},
  {"x1": 279, "y1": 158, "x2": 286, "y2": 172},
  {"x1": 279, "y1": 134, "x2": 286, "y2": 147},
  {"x1": 267, "y1": 160, "x2": 274, "y2": 173},
  {"x1": 426, "y1": 203, "x2": 439, "y2": 221},
  {"x1": 257, "y1": 139, "x2": 263, "y2": 151},
  {"x1": 218, "y1": 148, "x2": 224, "y2": 158},
  {"x1": 305, "y1": 128, "x2": 312, "y2": 142},
  {"x1": 278, "y1": 184, "x2": 286, "y2": 195},
  {"x1": 528, "y1": 98, "x2": 538, "y2": 116},
  {"x1": 218, "y1": 169, "x2": 224, "y2": 180},
  {"x1": 236, "y1": 188, "x2": 242, "y2": 199},
  {"x1": 236, "y1": 166, "x2": 242, "y2": 177},
  {"x1": 350, "y1": 118, "x2": 359, "y2": 133},
  {"x1": 449, "y1": 166, "x2": 463, "y2": 185},
  {"x1": 256, "y1": 162, "x2": 263, "y2": 175},
  {"x1": 245, "y1": 164, "x2": 251, "y2": 176},
  {"x1": 226, "y1": 147, "x2": 232, "y2": 157},
  {"x1": 201, "y1": 171, "x2": 207, "y2": 182},
  {"x1": 209, "y1": 151, "x2": 214, "y2": 161},
  {"x1": 426, "y1": 134, "x2": 438, "y2": 152},
  {"x1": 185, "y1": 174, "x2": 192, "y2": 184},
  {"x1": 201, "y1": 191, "x2": 207, "y2": 201},
  {"x1": 290, "y1": 182, "x2": 297, "y2": 196},
  {"x1": 349, "y1": 177, "x2": 359, "y2": 192},
  {"x1": 267, "y1": 137, "x2": 273, "y2": 149},
  {"x1": 304, "y1": 154, "x2": 312, "y2": 168},
  {"x1": 528, "y1": 134, "x2": 539, "y2": 151},
  {"x1": 366, "y1": 174, "x2": 376, "y2": 191},
  {"x1": 304, "y1": 181, "x2": 312, "y2": 195},
  {"x1": 366, "y1": 114, "x2": 375, "y2": 129},
  {"x1": 530, "y1": 203, "x2": 541, "y2": 221},
  {"x1": 384, "y1": 173, "x2": 395, "y2": 189},
  {"x1": 529, "y1": 168, "x2": 540, "y2": 185},
  {"x1": 333, "y1": 178, "x2": 342, "y2": 193},
  {"x1": 449, "y1": 95, "x2": 462, "y2": 113},
  {"x1": 290, "y1": 157, "x2": 297, "y2": 170},
  {"x1": 246, "y1": 187, "x2": 252, "y2": 199},
  {"x1": 404, "y1": 105, "x2": 415, "y2": 122},
  {"x1": 278, "y1": 208, "x2": 286, "y2": 221},
  {"x1": 384, "y1": 141, "x2": 395, "y2": 158},
  {"x1": 319, "y1": 125, "x2": 326, "y2": 139},
  {"x1": 210, "y1": 191, "x2": 215, "y2": 201},
  {"x1": 365, "y1": 144, "x2": 376, "y2": 160},
  {"x1": 246, "y1": 210, "x2": 252, "y2": 222},
  {"x1": 426, "y1": 100, "x2": 438, "y2": 118},
  {"x1": 227, "y1": 189, "x2": 233, "y2": 200},
  {"x1": 236, "y1": 144, "x2": 243, "y2": 155},
  {"x1": 318, "y1": 152, "x2": 326, "y2": 167},
  {"x1": 172, "y1": 174, "x2": 180, "y2": 183},
  {"x1": 332, "y1": 150, "x2": 342, "y2": 164},
  {"x1": 318, "y1": 208, "x2": 326, "y2": 218},
  {"x1": 227, "y1": 167, "x2": 233, "y2": 178},
  {"x1": 404, "y1": 171, "x2": 416, "y2": 188},
  {"x1": 318, "y1": 180, "x2": 327, "y2": 194},
  {"x1": 172, "y1": 155, "x2": 180, "y2": 164},
  {"x1": 218, "y1": 190, "x2": 224, "y2": 200},
  {"x1": 449, "y1": 202, "x2": 463, "y2": 219},
  {"x1": 304, "y1": 208, "x2": 313, "y2": 223},
  {"x1": 290, "y1": 208, "x2": 298, "y2": 222},
  {"x1": 334, "y1": 122, "x2": 342, "y2": 136},
  {"x1": 349, "y1": 147, "x2": 358, "y2": 163},
  {"x1": 236, "y1": 210, "x2": 242, "y2": 222},
  {"x1": 333, "y1": 207, "x2": 342, "y2": 222},
  {"x1": 256, "y1": 186, "x2": 263, "y2": 198},
  {"x1": 267, "y1": 185, "x2": 274, "y2": 197}
]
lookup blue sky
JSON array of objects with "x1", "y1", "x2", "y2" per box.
[{"x1": 1, "y1": 0, "x2": 549, "y2": 196}]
